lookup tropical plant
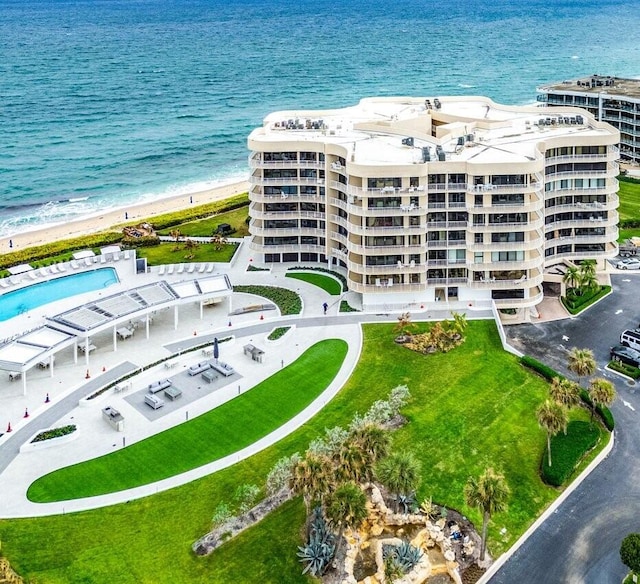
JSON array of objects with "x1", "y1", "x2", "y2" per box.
[
  {"x1": 567, "y1": 347, "x2": 596, "y2": 385},
  {"x1": 396, "y1": 493, "x2": 417, "y2": 514},
  {"x1": 297, "y1": 507, "x2": 336, "y2": 577},
  {"x1": 325, "y1": 482, "x2": 368, "y2": 557},
  {"x1": 464, "y1": 467, "x2": 510, "y2": 561},
  {"x1": 169, "y1": 228, "x2": 182, "y2": 250},
  {"x1": 394, "y1": 312, "x2": 416, "y2": 338},
  {"x1": 349, "y1": 423, "x2": 391, "y2": 467},
  {"x1": 382, "y1": 540, "x2": 423, "y2": 574},
  {"x1": 375, "y1": 451, "x2": 422, "y2": 511},
  {"x1": 451, "y1": 311, "x2": 468, "y2": 337},
  {"x1": 211, "y1": 232, "x2": 228, "y2": 251},
  {"x1": 588, "y1": 378, "x2": 616, "y2": 425},
  {"x1": 419, "y1": 496, "x2": 439, "y2": 520},
  {"x1": 290, "y1": 453, "x2": 334, "y2": 514},
  {"x1": 549, "y1": 377, "x2": 581, "y2": 409},
  {"x1": 234, "y1": 483, "x2": 260, "y2": 514},
  {"x1": 334, "y1": 442, "x2": 371, "y2": 484},
  {"x1": 183, "y1": 237, "x2": 199, "y2": 259},
  {"x1": 620, "y1": 533, "x2": 640, "y2": 578},
  {"x1": 265, "y1": 453, "x2": 300, "y2": 496},
  {"x1": 307, "y1": 426, "x2": 349, "y2": 458},
  {"x1": 210, "y1": 502, "x2": 233, "y2": 528},
  {"x1": 536, "y1": 399, "x2": 568, "y2": 467},
  {"x1": 562, "y1": 265, "x2": 580, "y2": 291}
]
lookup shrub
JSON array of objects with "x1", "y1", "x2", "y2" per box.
[
  {"x1": 608, "y1": 360, "x2": 640, "y2": 380},
  {"x1": 267, "y1": 326, "x2": 290, "y2": 341},
  {"x1": 265, "y1": 453, "x2": 300, "y2": 497},
  {"x1": 31, "y1": 425, "x2": 77, "y2": 443},
  {"x1": 234, "y1": 484, "x2": 260, "y2": 514},
  {"x1": 520, "y1": 356, "x2": 562, "y2": 382},
  {"x1": 541, "y1": 420, "x2": 600, "y2": 486},
  {"x1": 232, "y1": 285, "x2": 302, "y2": 315},
  {"x1": 339, "y1": 300, "x2": 359, "y2": 312},
  {"x1": 561, "y1": 286, "x2": 611, "y2": 315},
  {"x1": 211, "y1": 502, "x2": 233, "y2": 528}
]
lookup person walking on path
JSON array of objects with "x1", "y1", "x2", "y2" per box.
[{"x1": 323, "y1": 302, "x2": 328, "y2": 315}]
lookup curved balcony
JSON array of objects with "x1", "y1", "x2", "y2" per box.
[
  {"x1": 249, "y1": 208, "x2": 325, "y2": 221},
  {"x1": 467, "y1": 238, "x2": 543, "y2": 252},
  {"x1": 543, "y1": 214, "x2": 618, "y2": 232},
  {"x1": 248, "y1": 241, "x2": 325, "y2": 254},
  {"x1": 545, "y1": 228, "x2": 619, "y2": 247},
  {"x1": 249, "y1": 175, "x2": 325, "y2": 187},
  {"x1": 469, "y1": 272, "x2": 544, "y2": 289},
  {"x1": 543, "y1": 163, "x2": 619, "y2": 180},
  {"x1": 468, "y1": 217, "x2": 544, "y2": 233},
  {"x1": 250, "y1": 190, "x2": 324, "y2": 204},
  {"x1": 473, "y1": 256, "x2": 544, "y2": 271},
  {"x1": 544, "y1": 148, "x2": 619, "y2": 165},
  {"x1": 249, "y1": 224, "x2": 325, "y2": 238},
  {"x1": 426, "y1": 240, "x2": 467, "y2": 248},
  {"x1": 348, "y1": 243, "x2": 426, "y2": 255},
  {"x1": 467, "y1": 181, "x2": 543, "y2": 195},
  {"x1": 248, "y1": 158, "x2": 324, "y2": 170},
  {"x1": 348, "y1": 281, "x2": 428, "y2": 294},
  {"x1": 493, "y1": 288, "x2": 544, "y2": 308},
  {"x1": 346, "y1": 260, "x2": 425, "y2": 275},
  {"x1": 543, "y1": 193, "x2": 619, "y2": 213}
]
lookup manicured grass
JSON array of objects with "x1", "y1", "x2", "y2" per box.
[
  {"x1": 27, "y1": 339, "x2": 348, "y2": 502},
  {"x1": 0, "y1": 322, "x2": 600, "y2": 582},
  {"x1": 618, "y1": 178, "x2": 640, "y2": 222},
  {"x1": 285, "y1": 272, "x2": 342, "y2": 295},
  {"x1": 135, "y1": 241, "x2": 238, "y2": 265},
  {"x1": 157, "y1": 205, "x2": 250, "y2": 238},
  {"x1": 233, "y1": 285, "x2": 302, "y2": 315}
]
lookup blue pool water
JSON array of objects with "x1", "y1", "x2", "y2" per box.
[{"x1": 0, "y1": 268, "x2": 119, "y2": 322}]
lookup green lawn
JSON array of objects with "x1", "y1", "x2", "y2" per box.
[
  {"x1": 285, "y1": 272, "x2": 342, "y2": 295},
  {"x1": 618, "y1": 178, "x2": 640, "y2": 222},
  {"x1": 157, "y1": 205, "x2": 250, "y2": 238},
  {"x1": 28, "y1": 339, "x2": 347, "y2": 502},
  {"x1": 135, "y1": 241, "x2": 238, "y2": 265},
  {"x1": 0, "y1": 322, "x2": 605, "y2": 583}
]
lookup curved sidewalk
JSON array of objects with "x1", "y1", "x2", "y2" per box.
[{"x1": 0, "y1": 322, "x2": 363, "y2": 518}]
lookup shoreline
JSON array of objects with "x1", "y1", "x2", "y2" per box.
[{"x1": 1, "y1": 179, "x2": 249, "y2": 253}]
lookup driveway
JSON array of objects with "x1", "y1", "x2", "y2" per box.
[{"x1": 489, "y1": 274, "x2": 640, "y2": 583}]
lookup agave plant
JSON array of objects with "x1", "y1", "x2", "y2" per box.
[
  {"x1": 298, "y1": 507, "x2": 336, "y2": 576},
  {"x1": 381, "y1": 541, "x2": 423, "y2": 575},
  {"x1": 396, "y1": 493, "x2": 417, "y2": 514}
]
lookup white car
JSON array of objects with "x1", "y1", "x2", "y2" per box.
[{"x1": 616, "y1": 258, "x2": 640, "y2": 270}]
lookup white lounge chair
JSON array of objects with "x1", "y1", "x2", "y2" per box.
[
  {"x1": 28, "y1": 271, "x2": 38, "y2": 280},
  {"x1": 205, "y1": 264, "x2": 214, "y2": 273},
  {"x1": 39, "y1": 267, "x2": 49, "y2": 277},
  {"x1": 167, "y1": 265, "x2": 174, "y2": 275},
  {"x1": 0, "y1": 279, "x2": 9, "y2": 288},
  {"x1": 113, "y1": 253, "x2": 120, "y2": 261},
  {"x1": 187, "y1": 264, "x2": 195, "y2": 274},
  {"x1": 10, "y1": 275, "x2": 21, "y2": 285},
  {"x1": 198, "y1": 264, "x2": 206, "y2": 273},
  {"x1": 84, "y1": 258, "x2": 92, "y2": 267},
  {"x1": 158, "y1": 265, "x2": 166, "y2": 275},
  {"x1": 70, "y1": 260, "x2": 79, "y2": 269},
  {"x1": 58, "y1": 263, "x2": 68, "y2": 272},
  {"x1": 100, "y1": 256, "x2": 107, "y2": 264},
  {"x1": 177, "y1": 264, "x2": 185, "y2": 274},
  {"x1": 124, "y1": 250, "x2": 131, "y2": 259},
  {"x1": 50, "y1": 264, "x2": 59, "y2": 274}
]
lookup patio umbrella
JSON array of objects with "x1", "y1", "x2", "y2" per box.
[{"x1": 213, "y1": 337, "x2": 219, "y2": 363}]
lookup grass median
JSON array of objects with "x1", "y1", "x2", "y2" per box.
[{"x1": 27, "y1": 339, "x2": 348, "y2": 502}]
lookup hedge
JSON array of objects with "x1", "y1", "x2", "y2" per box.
[
  {"x1": 31, "y1": 425, "x2": 77, "y2": 443},
  {"x1": 520, "y1": 356, "x2": 614, "y2": 431},
  {"x1": 541, "y1": 420, "x2": 600, "y2": 486},
  {"x1": 608, "y1": 360, "x2": 640, "y2": 380},
  {"x1": 561, "y1": 286, "x2": 611, "y2": 315}
]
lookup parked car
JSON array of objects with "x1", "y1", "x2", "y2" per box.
[
  {"x1": 616, "y1": 258, "x2": 640, "y2": 270},
  {"x1": 620, "y1": 329, "x2": 640, "y2": 351},
  {"x1": 610, "y1": 344, "x2": 640, "y2": 368}
]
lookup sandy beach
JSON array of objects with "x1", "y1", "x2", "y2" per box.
[{"x1": 1, "y1": 180, "x2": 249, "y2": 253}]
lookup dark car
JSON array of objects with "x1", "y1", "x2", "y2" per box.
[{"x1": 610, "y1": 344, "x2": 640, "y2": 368}]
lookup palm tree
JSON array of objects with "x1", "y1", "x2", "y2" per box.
[
  {"x1": 588, "y1": 378, "x2": 616, "y2": 425},
  {"x1": 451, "y1": 311, "x2": 468, "y2": 337},
  {"x1": 394, "y1": 312, "x2": 416, "y2": 339},
  {"x1": 349, "y1": 423, "x2": 390, "y2": 467},
  {"x1": 464, "y1": 468, "x2": 510, "y2": 561},
  {"x1": 325, "y1": 482, "x2": 368, "y2": 558},
  {"x1": 567, "y1": 347, "x2": 596, "y2": 386},
  {"x1": 210, "y1": 233, "x2": 228, "y2": 251},
  {"x1": 536, "y1": 399, "x2": 568, "y2": 467},
  {"x1": 169, "y1": 229, "x2": 182, "y2": 250},
  {"x1": 375, "y1": 451, "x2": 422, "y2": 511},
  {"x1": 334, "y1": 442, "x2": 370, "y2": 484},
  {"x1": 290, "y1": 454, "x2": 334, "y2": 515},
  {"x1": 183, "y1": 238, "x2": 199, "y2": 259},
  {"x1": 562, "y1": 265, "x2": 580, "y2": 292},
  {"x1": 549, "y1": 377, "x2": 581, "y2": 408},
  {"x1": 579, "y1": 259, "x2": 597, "y2": 277}
]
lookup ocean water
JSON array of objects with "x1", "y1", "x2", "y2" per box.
[{"x1": 1, "y1": 0, "x2": 639, "y2": 236}]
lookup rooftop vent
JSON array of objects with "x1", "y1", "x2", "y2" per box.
[
  {"x1": 433, "y1": 98, "x2": 441, "y2": 109},
  {"x1": 422, "y1": 147, "x2": 431, "y2": 162},
  {"x1": 402, "y1": 137, "x2": 415, "y2": 147}
]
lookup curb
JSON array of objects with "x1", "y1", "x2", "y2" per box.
[{"x1": 477, "y1": 429, "x2": 615, "y2": 583}]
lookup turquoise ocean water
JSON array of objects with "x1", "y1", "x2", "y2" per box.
[{"x1": 1, "y1": 0, "x2": 639, "y2": 236}]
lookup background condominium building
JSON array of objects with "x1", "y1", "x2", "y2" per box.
[
  {"x1": 538, "y1": 75, "x2": 640, "y2": 164},
  {"x1": 247, "y1": 97, "x2": 619, "y2": 321}
]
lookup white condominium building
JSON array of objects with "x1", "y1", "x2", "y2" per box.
[
  {"x1": 538, "y1": 75, "x2": 640, "y2": 163},
  {"x1": 247, "y1": 97, "x2": 619, "y2": 321}
]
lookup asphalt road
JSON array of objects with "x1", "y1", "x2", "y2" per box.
[{"x1": 490, "y1": 274, "x2": 640, "y2": 584}]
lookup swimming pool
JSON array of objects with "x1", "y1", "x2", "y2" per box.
[{"x1": 0, "y1": 268, "x2": 119, "y2": 321}]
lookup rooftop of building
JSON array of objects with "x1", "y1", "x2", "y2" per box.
[
  {"x1": 251, "y1": 96, "x2": 617, "y2": 166},
  {"x1": 538, "y1": 75, "x2": 640, "y2": 99}
]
